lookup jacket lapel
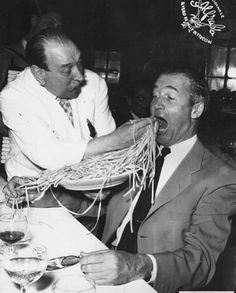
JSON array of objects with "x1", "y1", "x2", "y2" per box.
[{"x1": 147, "y1": 139, "x2": 205, "y2": 216}]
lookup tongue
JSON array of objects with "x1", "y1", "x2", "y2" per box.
[{"x1": 158, "y1": 118, "x2": 167, "y2": 129}]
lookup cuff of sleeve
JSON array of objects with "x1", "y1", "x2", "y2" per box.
[{"x1": 146, "y1": 254, "x2": 158, "y2": 284}]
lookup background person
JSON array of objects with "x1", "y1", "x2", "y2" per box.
[
  {"x1": 79, "y1": 70, "x2": 236, "y2": 292},
  {"x1": 0, "y1": 10, "x2": 62, "y2": 90}
]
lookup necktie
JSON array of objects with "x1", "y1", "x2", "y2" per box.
[
  {"x1": 58, "y1": 98, "x2": 74, "y2": 126},
  {"x1": 113, "y1": 146, "x2": 171, "y2": 253}
]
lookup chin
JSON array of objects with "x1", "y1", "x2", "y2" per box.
[
  {"x1": 68, "y1": 90, "x2": 81, "y2": 99},
  {"x1": 156, "y1": 134, "x2": 170, "y2": 146}
]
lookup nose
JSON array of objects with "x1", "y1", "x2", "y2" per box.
[
  {"x1": 152, "y1": 96, "x2": 165, "y2": 110},
  {"x1": 72, "y1": 65, "x2": 84, "y2": 82}
]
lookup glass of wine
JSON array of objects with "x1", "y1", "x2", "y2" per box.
[
  {"x1": 2, "y1": 243, "x2": 47, "y2": 293},
  {"x1": 0, "y1": 212, "x2": 28, "y2": 246},
  {"x1": 52, "y1": 274, "x2": 96, "y2": 293}
]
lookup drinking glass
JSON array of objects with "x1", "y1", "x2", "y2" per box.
[
  {"x1": 52, "y1": 274, "x2": 96, "y2": 293},
  {"x1": 2, "y1": 243, "x2": 47, "y2": 293},
  {"x1": 0, "y1": 212, "x2": 28, "y2": 246}
]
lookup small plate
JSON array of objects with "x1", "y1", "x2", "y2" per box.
[{"x1": 59, "y1": 172, "x2": 131, "y2": 191}]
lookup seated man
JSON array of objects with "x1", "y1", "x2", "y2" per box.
[
  {"x1": 4, "y1": 70, "x2": 236, "y2": 291},
  {"x1": 75, "y1": 70, "x2": 236, "y2": 292},
  {"x1": 0, "y1": 28, "x2": 152, "y2": 230}
]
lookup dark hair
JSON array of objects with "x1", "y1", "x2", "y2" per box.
[
  {"x1": 25, "y1": 28, "x2": 73, "y2": 70},
  {"x1": 160, "y1": 69, "x2": 210, "y2": 112}
]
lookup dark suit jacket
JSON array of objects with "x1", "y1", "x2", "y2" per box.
[
  {"x1": 0, "y1": 41, "x2": 28, "y2": 90},
  {"x1": 102, "y1": 139, "x2": 236, "y2": 293},
  {"x1": 0, "y1": 41, "x2": 28, "y2": 136}
]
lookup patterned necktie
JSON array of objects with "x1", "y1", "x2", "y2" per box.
[
  {"x1": 58, "y1": 98, "x2": 74, "y2": 126},
  {"x1": 111, "y1": 146, "x2": 171, "y2": 253}
]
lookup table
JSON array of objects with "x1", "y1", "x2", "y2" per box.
[{"x1": 0, "y1": 207, "x2": 157, "y2": 293}]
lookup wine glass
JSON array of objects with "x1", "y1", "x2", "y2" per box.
[
  {"x1": 0, "y1": 212, "x2": 28, "y2": 246},
  {"x1": 52, "y1": 274, "x2": 96, "y2": 293},
  {"x1": 2, "y1": 243, "x2": 47, "y2": 293}
]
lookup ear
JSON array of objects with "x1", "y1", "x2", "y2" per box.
[
  {"x1": 191, "y1": 102, "x2": 204, "y2": 119},
  {"x1": 31, "y1": 65, "x2": 46, "y2": 86}
]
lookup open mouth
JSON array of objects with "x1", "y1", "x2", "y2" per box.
[{"x1": 157, "y1": 117, "x2": 168, "y2": 131}]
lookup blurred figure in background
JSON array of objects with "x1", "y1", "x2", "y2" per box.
[
  {"x1": 128, "y1": 84, "x2": 153, "y2": 119},
  {"x1": 114, "y1": 83, "x2": 153, "y2": 126},
  {"x1": 0, "y1": 10, "x2": 62, "y2": 90}
]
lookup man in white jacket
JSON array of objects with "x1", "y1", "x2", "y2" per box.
[{"x1": 0, "y1": 28, "x2": 152, "y2": 224}]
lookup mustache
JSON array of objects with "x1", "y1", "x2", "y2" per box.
[{"x1": 70, "y1": 79, "x2": 87, "y2": 91}]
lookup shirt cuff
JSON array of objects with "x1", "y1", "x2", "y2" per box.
[{"x1": 146, "y1": 254, "x2": 158, "y2": 283}]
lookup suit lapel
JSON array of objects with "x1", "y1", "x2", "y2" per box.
[
  {"x1": 148, "y1": 139, "x2": 205, "y2": 216},
  {"x1": 103, "y1": 140, "x2": 206, "y2": 242}
]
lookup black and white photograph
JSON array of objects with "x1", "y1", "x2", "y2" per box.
[{"x1": 0, "y1": 1, "x2": 236, "y2": 292}]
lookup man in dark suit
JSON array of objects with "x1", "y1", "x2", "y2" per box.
[{"x1": 79, "y1": 70, "x2": 236, "y2": 292}]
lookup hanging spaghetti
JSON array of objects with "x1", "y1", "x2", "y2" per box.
[{"x1": 15, "y1": 122, "x2": 159, "y2": 224}]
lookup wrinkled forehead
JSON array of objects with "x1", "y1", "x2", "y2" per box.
[
  {"x1": 45, "y1": 40, "x2": 81, "y2": 67},
  {"x1": 154, "y1": 73, "x2": 191, "y2": 93}
]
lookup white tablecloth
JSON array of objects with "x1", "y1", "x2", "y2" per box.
[{"x1": 0, "y1": 207, "x2": 156, "y2": 293}]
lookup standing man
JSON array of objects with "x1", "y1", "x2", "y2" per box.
[
  {"x1": 0, "y1": 11, "x2": 62, "y2": 137},
  {"x1": 79, "y1": 70, "x2": 236, "y2": 292},
  {"x1": 0, "y1": 28, "x2": 151, "y2": 217}
]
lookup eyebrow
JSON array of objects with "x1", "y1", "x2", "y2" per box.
[
  {"x1": 153, "y1": 85, "x2": 178, "y2": 92},
  {"x1": 60, "y1": 63, "x2": 73, "y2": 69},
  {"x1": 60, "y1": 58, "x2": 82, "y2": 69}
]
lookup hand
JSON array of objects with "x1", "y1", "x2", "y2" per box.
[
  {"x1": 7, "y1": 70, "x2": 20, "y2": 83},
  {"x1": 112, "y1": 117, "x2": 156, "y2": 150},
  {"x1": 80, "y1": 249, "x2": 153, "y2": 285},
  {"x1": 3, "y1": 176, "x2": 38, "y2": 205},
  {"x1": 83, "y1": 189, "x2": 111, "y2": 201}
]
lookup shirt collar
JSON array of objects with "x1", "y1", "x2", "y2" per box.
[{"x1": 169, "y1": 135, "x2": 197, "y2": 154}]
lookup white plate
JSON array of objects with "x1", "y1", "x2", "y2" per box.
[{"x1": 59, "y1": 173, "x2": 131, "y2": 190}]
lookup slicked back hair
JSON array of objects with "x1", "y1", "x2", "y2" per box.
[{"x1": 25, "y1": 28, "x2": 73, "y2": 71}]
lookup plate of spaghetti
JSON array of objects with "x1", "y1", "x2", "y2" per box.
[
  {"x1": 60, "y1": 172, "x2": 131, "y2": 190},
  {"x1": 17, "y1": 122, "x2": 159, "y2": 223}
]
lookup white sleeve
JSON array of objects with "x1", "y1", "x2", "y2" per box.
[
  {"x1": 1, "y1": 93, "x2": 89, "y2": 170},
  {"x1": 93, "y1": 74, "x2": 116, "y2": 136}
]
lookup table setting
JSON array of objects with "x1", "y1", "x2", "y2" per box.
[{"x1": 0, "y1": 204, "x2": 157, "y2": 293}]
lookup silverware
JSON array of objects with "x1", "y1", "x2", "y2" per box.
[{"x1": 47, "y1": 255, "x2": 80, "y2": 271}]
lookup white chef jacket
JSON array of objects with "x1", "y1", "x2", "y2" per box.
[{"x1": 0, "y1": 67, "x2": 116, "y2": 179}]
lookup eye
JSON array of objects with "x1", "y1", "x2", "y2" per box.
[
  {"x1": 153, "y1": 92, "x2": 160, "y2": 99},
  {"x1": 164, "y1": 93, "x2": 175, "y2": 100},
  {"x1": 64, "y1": 67, "x2": 72, "y2": 75}
]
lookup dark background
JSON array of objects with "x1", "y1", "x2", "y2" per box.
[{"x1": 0, "y1": 0, "x2": 236, "y2": 85}]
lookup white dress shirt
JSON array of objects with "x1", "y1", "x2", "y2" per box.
[{"x1": 0, "y1": 67, "x2": 116, "y2": 178}]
